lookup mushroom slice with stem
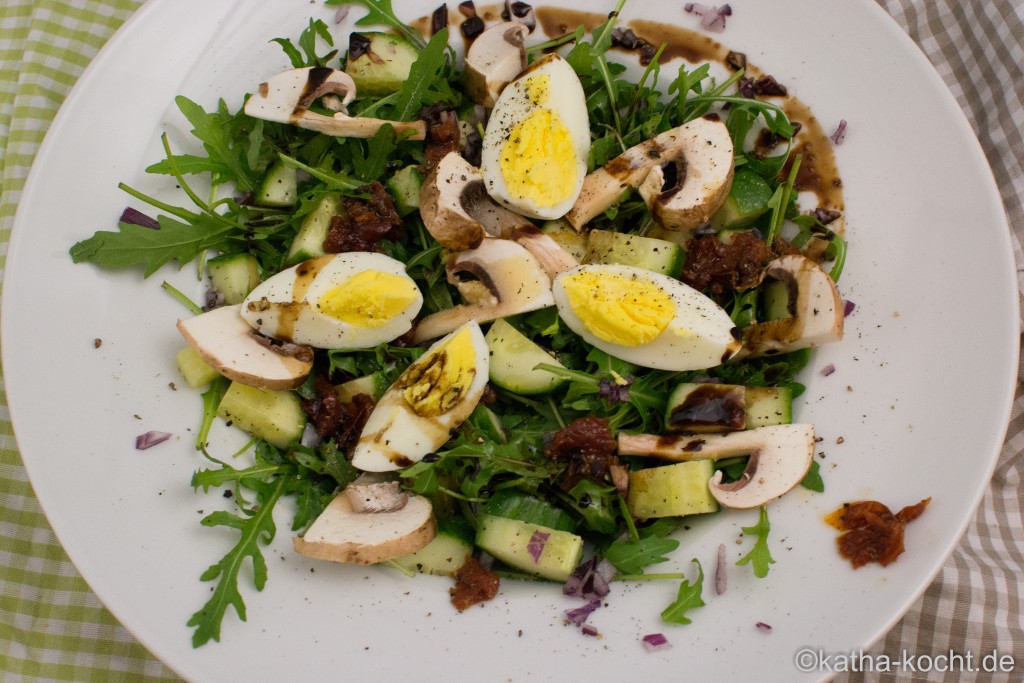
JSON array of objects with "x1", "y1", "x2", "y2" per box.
[
  {"x1": 637, "y1": 115, "x2": 734, "y2": 237},
  {"x1": 412, "y1": 238, "x2": 555, "y2": 343},
  {"x1": 565, "y1": 115, "x2": 733, "y2": 231},
  {"x1": 617, "y1": 423, "x2": 815, "y2": 509},
  {"x1": 464, "y1": 22, "x2": 528, "y2": 107},
  {"x1": 734, "y1": 254, "x2": 844, "y2": 359},
  {"x1": 420, "y1": 152, "x2": 578, "y2": 275},
  {"x1": 176, "y1": 304, "x2": 312, "y2": 391},
  {"x1": 244, "y1": 66, "x2": 425, "y2": 140},
  {"x1": 293, "y1": 490, "x2": 436, "y2": 565}
]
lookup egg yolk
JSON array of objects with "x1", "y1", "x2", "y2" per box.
[
  {"x1": 562, "y1": 271, "x2": 676, "y2": 346},
  {"x1": 317, "y1": 270, "x2": 419, "y2": 327},
  {"x1": 499, "y1": 107, "x2": 577, "y2": 208},
  {"x1": 398, "y1": 327, "x2": 477, "y2": 417},
  {"x1": 524, "y1": 74, "x2": 549, "y2": 104}
]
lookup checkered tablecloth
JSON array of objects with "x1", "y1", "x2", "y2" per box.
[{"x1": 1, "y1": 1, "x2": 1021, "y2": 681}]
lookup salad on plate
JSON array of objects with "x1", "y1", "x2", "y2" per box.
[{"x1": 69, "y1": 0, "x2": 849, "y2": 647}]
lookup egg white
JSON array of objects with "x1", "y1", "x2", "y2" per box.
[
  {"x1": 480, "y1": 53, "x2": 589, "y2": 220},
  {"x1": 351, "y1": 321, "x2": 490, "y2": 472},
  {"x1": 552, "y1": 264, "x2": 741, "y2": 371},
  {"x1": 239, "y1": 252, "x2": 422, "y2": 349}
]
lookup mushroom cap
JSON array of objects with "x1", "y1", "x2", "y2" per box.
[
  {"x1": 617, "y1": 423, "x2": 816, "y2": 509},
  {"x1": 176, "y1": 304, "x2": 311, "y2": 391},
  {"x1": 244, "y1": 66, "x2": 425, "y2": 140},
  {"x1": 464, "y1": 22, "x2": 528, "y2": 107},
  {"x1": 565, "y1": 116, "x2": 733, "y2": 231},
  {"x1": 293, "y1": 491, "x2": 436, "y2": 565},
  {"x1": 412, "y1": 238, "x2": 554, "y2": 343},
  {"x1": 419, "y1": 152, "x2": 490, "y2": 251},
  {"x1": 736, "y1": 254, "x2": 844, "y2": 359},
  {"x1": 638, "y1": 115, "x2": 734, "y2": 235}
]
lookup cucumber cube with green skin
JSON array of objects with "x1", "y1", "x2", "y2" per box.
[
  {"x1": 583, "y1": 229, "x2": 685, "y2": 278},
  {"x1": 216, "y1": 382, "x2": 306, "y2": 449},
  {"x1": 484, "y1": 318, "x2": 566, "y2": 395},
  {"x1": 475, "y1": 514, "x2": 584, "y2": 582},
  {"x1": 344, "y1": 32, "x2": 419, "y2": 96},
  {"x1": 175, "y1": 346, "x2": 221, "y2": 388},
  {"x1": 392, "y1": 520, "x2": 473, "y2": 577},
  {"x1": 386, "y1": 165, "x2": 424, "y2": 217},
  {"x1": 540, "y1": 219, "x2": 588, "y2": 261},
  {"x1": 286, "y1": 193, "x2": 341, "y2": 265},
  {"x1": 208, "y1": 252, "x2": 260, "y2": 305},
  {"x1": 761, "y1": 278, "x2": 793, "y2": 321},
  {"x1": 256, "y1": 158, "x2": 297, "y2": 207},
  {"x1": 710, "y1": 169, "x2": 774, "y2": 229},
  {"x1": 627, "y1": 459, "x2": 719, "y2": 519},
  {"x1": 335, "y1": 372, "x2": 389, "y2": 403},
  {"x1": 744, "y1": 386, "x2": 793, "y2": 428},
  {"x1": 665, "y1": 382, "x2": 747, "y2": 433}
]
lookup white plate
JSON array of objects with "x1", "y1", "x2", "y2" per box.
[{"x1": 3, "y1": 1, "x2": 1017, "y2": 681}]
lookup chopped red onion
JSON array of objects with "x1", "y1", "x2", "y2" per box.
[
  {"x1": 714, "y1": 543, "x2": 727, "y2": 595},
  {"x1": 458, "y1": 1, "x2": 477, "y2": 17},
  {"x1": 563, "y1": 557, "x2": 615, "y2": 599},
  {"x1": 120, "y1": 207, "x2": 160, "y2": 230},
  {"x1": 685, "y1": 3, "x2": 731, "y2": 32},
  {"x1": 821, "y1": 363, "x2": 836, "y2": 377},
  {"x1": 581, "y1": 623, "x2": 600, "y2": 637},
  {"x1": 565, "y1": 598, "x2": 601, "y2": 626},
  {"x1": 830, "y1": 119, "x2": 848, "y2": 145},
  {"x1": 755, "y1": 621, "x2": 773, "y2": 633},
  {"x1": 136, "y1": 431, "x2": 172, "y2": 450},
  {"x1": 334, "y1": 5, "x2": 350, "y2": 23},
  {"x1": 642, "y1": 633, "x2": 672, "y2": 652},
  {"x1": 527, "y1": 530, "x2": 550, "y2": 563},
  {"x1": 843, "y1": 299, "x2": 856, "y2": 317}
]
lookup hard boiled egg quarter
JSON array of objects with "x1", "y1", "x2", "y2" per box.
[
  {"x1": 480, "y1": 53, "x2": 589, "y2": 220},
  {"x1": 240, "y1": 252, "x2": 422, "y2": 349},
  {"x1": 351, "y1": 321, "x2": 490, "y2": 472},
  {"x1": 553, "y1": 264, "x2": 742, "y2": 371}
]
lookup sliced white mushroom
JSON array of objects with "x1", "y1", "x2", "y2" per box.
[
  {"x1": 244, "y1": 66, "x2": 425, "y2": 140},
  {"x1": 419, "y1": 152, "x2": 578, "y2": 275},
  {"x1": 464, "y1": 22, "x2": 528, "y2": 107},
  {"x1": 637, "y1": 115, "x2": 734, "y2": 236},
  {"x1": 412, "y1": 238, "x2": 555, "y2": 343},
  {"x1": 565, "y1": 116, "x2": 733, "y2": 230},
  {"x1": 617, "y1": 423, "x2": 815, "y2": 509},
  {"x1": 344, "y1": 473, "x2": 408, "y2": 513},
  {"x1": 293, "y1": 491, "x2": 436, "y2": 565},
  {"x1": 734, "y1": 254, "x2": 844, "y2": 359},
  {"x1": 176, "y1": 304, "x2": 312, "y2": 391}
]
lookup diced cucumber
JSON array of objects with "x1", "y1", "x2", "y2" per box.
[
  {"x1": 476, "y1": 515, "x2": 584, "y2": 582},
  {"x1": 540, "y1": 219, "x2": 588, "y2": 261},
  {"x1": 392, "y1": 518, "x2": 473, "y2": 576},
  {"x1": 345, "y1": 32, "x2": 419, "y2": 96},
  {"x1": 256, "y1": 158, "x2": 297, "y2": 207},
  {"x1": 665, "y1": 382, "x2": 746, "y2": 433},
  {"x1": 386, "y1": 165, "x2": 424, "y2": 217},
  {"x1": 216, "y1": 382, "x2": 306, "y2": 449},
  {"x1": 483, "y1": 490, "x2": 577, "y2": 532},
  {"x1": 627, "y1": 459, "x2": 719, "y2": 519},
  {"x1": 286, "y1": 193, "x2": 341, "y2": 265},
  {"x1": 335, "y1": 372, "x2": 389, "y2": 403},
  {"x1": 208, "y1": 252, "x2": 261, "y2": 305},
  {"x1": 710, "y1": 169, "x2": 773, "y2": 230},
  {"x1": 175, "y1": 346, "x2": 221, "y2": 388},
  {"x1": 484, "y1": 318, "x2": 566, "y2": 395},
  {"x1": 584, "y1": 229, "x2": 685, "y2": 278},
  {"x1": 744, "y1": 386, "x2": 793, "y2": 428},
  {"x1": 762, "y1": 278, "x2": 793, "y2": 321}
]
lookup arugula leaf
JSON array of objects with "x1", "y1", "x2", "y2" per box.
[
  {"x1": 392, "y1": 28, "x2": 452, "y2": 121},
  {"x1": 349, "y1": 124, "x2": 398, "y2": 182},
  {"x1": 271, "y1": 18, "x2": 337, "y2": 68},
  {"x1": 69, "y1": 213, "x2": 239, "y2": 277},
  {"x1": 328, "y1": 0, "x2": 427, "y2": 49},
  {"x1": 187, "y1": 476, "x2": 287, "y2": 647},
  {"x1": 661, "y1": 558, "x2": 705, "y2": 625},
  {"x1": 277, "y1": 153, "x2": 365, "y2": 193},
  {"x1": 605, "y1": 535, "x2": 680, "y2": 575},
  {"x1": 173, "y1": 96, "x2": 260, "y2": 191},
  {"x1": 800, "y1": 459, "x2": 825, "y2": 492},
  {"x1": 736, "y1": 506, "x2": 776, "y2": 578}
]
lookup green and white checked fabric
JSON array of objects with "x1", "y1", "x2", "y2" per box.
[{"x1": 0, "y1": 1, "x2": 1021, "y2": 682}]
